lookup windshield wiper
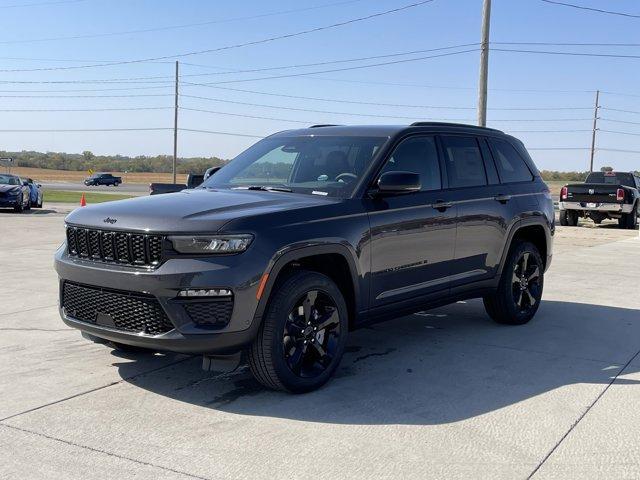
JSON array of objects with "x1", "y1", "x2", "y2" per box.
[{"x1": 232, "y1": 185, "x2": 293, "y2": 193}]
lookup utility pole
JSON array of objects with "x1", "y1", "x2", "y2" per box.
[
  {"x1": 477, "y1": 0, "x2": 492, "y2": 127},
  {"x1": 173, "y1": 60, "x2": 179, "y2": 184},
  {"x1": 589, "y1": 89, "x2": 600, "y2": 172}
]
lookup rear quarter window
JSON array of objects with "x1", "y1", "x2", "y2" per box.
[{"x1": 489, "y1": 138, "x2": 533, "y2": 183}]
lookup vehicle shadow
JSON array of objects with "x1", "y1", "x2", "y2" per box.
[
  {"x1": 0, "y1": 208, "x2": 59, "y2": 215},
  {"x1": 115, "y1": 299, "x2": 640, "y2": 425}
]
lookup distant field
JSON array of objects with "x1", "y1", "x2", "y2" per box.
[
  {"x1": 10, "y1": 166, "x2": 188, "y2": 184},
  {"x1": 45, "y1": 190, "x2": 135, "y2": 204}
]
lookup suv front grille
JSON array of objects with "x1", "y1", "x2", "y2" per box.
[
  {"x1": 62, "y1": 282, "x2": 173, "y2": 335},
  {"x1": 66, "y1": 226, "x2": 162, "y2": 267}
]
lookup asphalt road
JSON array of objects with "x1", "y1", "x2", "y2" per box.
[
  {"x1": 42, "y1": 182, "x2": 149, "y2": 195},
  {"x1": 0, "y1": 208, "x2": 638, "y2": 479}
]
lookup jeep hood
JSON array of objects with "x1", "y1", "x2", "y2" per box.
[
  {"x1": 64, "y1": 188, "x2": 336, "y2": 233},
  {"x1": 0, "y1": 184, "x2": 21, "y2": 193}
]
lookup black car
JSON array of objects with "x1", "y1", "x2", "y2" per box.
[
  {"x1": 84, "y1": 172, "x2": 122, "y2": 186},
  {"x1": 560, "y1": 171, "x2": 639, "y2": 229},
  {"x1": 55, "y1": 123, "x2": 554, "y2": 392},
  {"x1": 0, "y1": 173, "x2": 31, "y2": 212}
]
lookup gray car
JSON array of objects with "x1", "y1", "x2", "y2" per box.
[{"x1": 55, "y1": 123, "x2": 554, "y2": 392}]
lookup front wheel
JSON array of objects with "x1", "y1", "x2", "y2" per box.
[
  {"x1": 484, "y1": 241, "x2": 544, "y2": 325},
  {"x1": 247, "y1": 270, "x2": 349, "y2": 393}
]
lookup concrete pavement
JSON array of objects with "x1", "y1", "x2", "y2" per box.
[{"x1": 0, "y1": 208, "x2": 638, "y2": 479}]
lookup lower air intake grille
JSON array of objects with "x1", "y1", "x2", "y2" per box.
[
  {"x1": 62, "y1": 282, "x2": 173, "y2": 335},
  {"x1": 184, "y1": 299, "x2": 234, "y2": 329}
]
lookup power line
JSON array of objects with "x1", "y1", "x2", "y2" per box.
[
  {"x1": 0, "y1": 127, "x2": 171, "y2": 132},
  {"x1": 183, "y1": 49, "x2": 479, "y2": 86},
  {"x1": 0, "y1": 85, "x2": 174, "y2": 93},
  {"x1": 179, "y1": 128, "x2": 264, "y2": 138},
  {"x1": 0, "y1": 0, "x2": 88, "y2": 8},
  {"x1": 599, "y1": 129, "x2": 640, "y2": 137},
  {"x1": 538, "y1": 0, "x2": 640, "y2": 19},
  {"x1": 0, "y1": 0, "x2": 369, "y2": 44},
  {"x1": 506, "y1": 129, "x2": 591, "y2": 133},
  {"x1": 0, "y1": 0, "x2": 437, "y2": 72},
  {"x1": 601, "y1": 107, "x2": 640, "y2": 115},
  {"x1": 493, "y1": 41, "x2": 640, "y2": 47},
  {"x1": 180, "y1": 107, "x2": 311, "y2": 124},
  {"x1": 182, "y1": 82, "x2": 591, "y2": 111},
  {"x1": 493, "y1": 48, "x2": 640, "y2": 60},
  {"x1": 0, "y1": 106, "x2": 171, "y2": 112},
  {"x1": 0, "y1": 93, "x2": 172, "y2": 98},
  {"x1": 600, "y1": 118, "x2": 640, "y2": 126}
]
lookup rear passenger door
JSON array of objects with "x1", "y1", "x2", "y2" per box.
[{"x1": 439, "y1": 135, "x2": 512, "y2": 287}]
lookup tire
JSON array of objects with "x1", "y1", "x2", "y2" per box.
[
  {"x1": 560, "y1": 210, "x2": 578, "y2": 226},
  {"x1": 14, "y1": 201, "x2": 23, "y2": 213},
  {"x1": 483, "y1": 241, "x2": 544, "y2": 325},
  {"x1": 247, "y1": 270, "x2": 349, "y2": 393},
  {"x1": 619, "y1": 204, "x2": 638, "y2": 230},
  {"x1": 25, "y1": 199, "x2": 31, "y2": 211}
]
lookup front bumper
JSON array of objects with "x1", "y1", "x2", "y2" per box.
[
  {"x1": 54, "y1": 244, "x2": 268, "y2": 355},
  {"x1": 0, "y1": 197, "x2": 20, "y2": 207},
  {"x1": 559, "y1": 201, "x2": 633, "y2": 214}
]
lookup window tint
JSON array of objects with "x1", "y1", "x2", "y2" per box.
[
  {"x1": 489, "y1": 138, "x2": 533, "y2": 183},
  {"x1": 441, "y1": 136, "x2": 487, "y2": 188},
  {"x1": 381, "y1": 136, "x2": 441, "y2": 191}
]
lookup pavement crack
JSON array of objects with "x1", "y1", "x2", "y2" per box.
[
  {"x1": 0, "y1": 304, "x2": 58, "y2": 317},
  {"x1": 0, "y1": 327, "x2": 73, "y2": 332},
  {"x1": 528, "y1": 346, "x2": 640, "y2": 479},
  {"x1": 0, "y1": 423, "x2": 213, "y2": 480},
  {"x1": 0, "y1": 356, "x2": 192, "y2": 423}
]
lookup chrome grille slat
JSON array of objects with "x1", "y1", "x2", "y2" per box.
[{"x1": 66, "y1": 227, "x2": 162, "y2": 268}]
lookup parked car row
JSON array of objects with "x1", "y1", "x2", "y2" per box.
[{"x1": 0, "y1": 174, "x2": 43, "y2": 212}]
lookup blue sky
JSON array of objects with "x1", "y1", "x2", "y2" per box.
[{"x1": 1, "y1": 0, "x2": 639, "y2": 171}]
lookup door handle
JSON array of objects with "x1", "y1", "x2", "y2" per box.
[
  {"x1": 494, "y1": 194, "x2": 512, "y2": 204},
  {"x1": 432, "y1": 200, "x2": 453, "y2": 212}
]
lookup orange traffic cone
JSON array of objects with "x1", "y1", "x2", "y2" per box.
[{"x1": 80, "y1": 193, "x2": 87, "y2": 207}]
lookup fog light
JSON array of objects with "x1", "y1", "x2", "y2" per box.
[{"x1": 177, "y1": 288, "x2": 232, "y2": 298}]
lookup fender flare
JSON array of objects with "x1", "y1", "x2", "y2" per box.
[
  {"x1": 495, "y1": 217, "x2": 552, "y2": 279},
  {"x1": 253, "y1": 242, "x2": 362, "y2": 321}
]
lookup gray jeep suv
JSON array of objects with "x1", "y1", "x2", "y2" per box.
[{"x1": 55, "y1": 123, "x2": 554, "y2": 392}]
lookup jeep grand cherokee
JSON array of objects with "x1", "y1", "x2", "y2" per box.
[{"x1": 55, "y1": 123, "x2": 554, "y2": 393}]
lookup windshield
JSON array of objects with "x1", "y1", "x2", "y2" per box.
[
  {"x1": 586, "y1": 172, "x2": 634, "y2": 187},
  {"x1": 0, "y1": 175, "x2": 21, "y2": 185},
  {"x1": 202, "y1": 135, "x2": 388, "y2": 198}
]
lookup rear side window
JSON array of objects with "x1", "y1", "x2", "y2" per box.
[
  {"x1": 489, "y1": 138, "x2": 533, "y2": 183},
  {"x1": 440, "y1": 136, "x2": 487, "y2": 188},
  {"x1": 381, "y1": 136, "x2": 441, "y2": 191}
]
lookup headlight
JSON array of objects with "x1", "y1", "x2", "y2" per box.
[{"x1": 168, "y1": 234, "x2": 253, "y2": 254}]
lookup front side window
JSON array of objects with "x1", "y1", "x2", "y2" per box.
[
  {"x1": 441, "y1": 136, "x2": 487, "y2": 188},
  {"x1": 489, "y1": 138, "x2": 533, "y2": 183},
  {"x1": 203, "y1": 135, "x2": 388, "y2": 198},
  {"x1": 380, "y1": 136, "x2": 441, "y2": 191},
  {"x1": 0, "y1": 175, "x2": 20, "y2": 185}
]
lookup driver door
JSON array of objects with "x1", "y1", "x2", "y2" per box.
[{"x1": 366, "y1": 136, "x2": 457, "y2": 309}]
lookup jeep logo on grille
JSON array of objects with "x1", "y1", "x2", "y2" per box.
[
  {"x1": 103, "y1": 217, "x2": 117, "y2": 224},
  {"x1": 588, "y1": 189, "x2": 595, "y2": 195}
]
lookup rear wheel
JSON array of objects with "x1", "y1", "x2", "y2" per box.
[
  {"x1": 619, "y1": 204, "x2": 638, "y2": 230},
  {"x1": 560, "y1": 210, "x2": 578, "y2": 227},
  {"x1": 248, "y1": 270, "x2": 348, "y2": 393},
  {"x1": 484, "y1": 241, "x2": 544, "y2": 325}
]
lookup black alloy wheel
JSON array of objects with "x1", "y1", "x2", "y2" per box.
[
  {"x1": 511, "y1": 251, "x2": 541, "y2": 315},
  {"x1": 248, "y1": 270, "x2": 349, "y2": 393},
  {"x1": 283, "y1": 290, "x2": 341, "y2": 378},
  {"x1": 484, "y1": 241, "x2": 544, "y2": 325}
]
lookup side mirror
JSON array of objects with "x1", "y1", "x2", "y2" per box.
[
  {"x1": 37, "y1": 183, "x2": 42, "y2": 188},
  {"x1": 22, "y1": 181, "x2": 29, "y2": 186},
  {"x1": 376, "y1": 171, "x2": 421, "y2": 194}
]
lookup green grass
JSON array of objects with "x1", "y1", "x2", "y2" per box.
[{"x1": 44, "y1": 190, "x2": 135, "y2": 204}]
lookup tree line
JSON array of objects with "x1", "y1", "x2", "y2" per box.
[{"x1": 1, "y1": 150, "x2": 226, "y2": 174}]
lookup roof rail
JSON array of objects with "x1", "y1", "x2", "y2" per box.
[
  {"x1": 410, "y1": 121, "x2": 503, "y2": 133},
  {"x1": 309, "y1": 124, "x2": 342, "y2": 128}
]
